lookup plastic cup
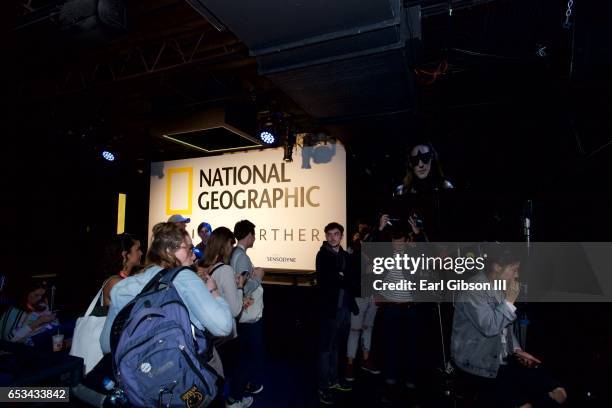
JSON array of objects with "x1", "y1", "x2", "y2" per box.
[{"x1": 52, "y1": 333, "x2": 64, "y2": 352}]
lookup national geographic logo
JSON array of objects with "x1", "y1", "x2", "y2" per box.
[
  {"x1": 267, "y1": 256, "x2": 297, "y2": 263},
  {"x1": 198, "y1": 163, "x2": 320, "y2": 210},
  {"x1": 166, "y1": 167, "x2": 193, "y2": 216}
]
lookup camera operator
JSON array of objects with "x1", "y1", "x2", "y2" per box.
[
  {"x1": 370, "y1": 213, "x2": 426, "y2": 243},
  {"x1": 370, "y1": 214, "x2": 426, "y2": 403},
  {"x1": 451, "y1": 246, "x2": 567, "y2": 407}
]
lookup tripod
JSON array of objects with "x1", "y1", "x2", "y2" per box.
[{"x1": 515, "y1": 199, "x2": 533, "y2": 350}]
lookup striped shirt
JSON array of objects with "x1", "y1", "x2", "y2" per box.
[{"x1": 380, "y1": 251, "x2": 415, "y2": 302}]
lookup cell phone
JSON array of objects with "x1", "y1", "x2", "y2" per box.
[{"x1": 240, "y1": 270, "x2": 249, "y2": 277}]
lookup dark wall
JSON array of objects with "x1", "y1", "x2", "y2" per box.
[{"x1": 5, "y1": 104, "x2": 151, "y2": 316}]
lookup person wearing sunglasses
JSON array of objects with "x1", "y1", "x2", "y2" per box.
[{"x1": 395, "y1": 142, "x2": 453, "y2": 195}]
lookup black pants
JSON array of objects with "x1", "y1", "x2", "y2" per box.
[
  {"x1": 461, "y1": 361, "x2": 564, "y2": 408},
  {"x1": 318, "y1": 308, "x2": 350, "y2": 390},
  {"x1": 217, "y1": 337, "x2": 245, "y2": 401},
  {"x1": 382, "y1": 305, "x2": 420, "y2": 384}
]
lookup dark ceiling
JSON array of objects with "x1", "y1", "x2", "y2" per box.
[
  {"x1": 5, "y1": 0, "x2": 612, "y2": 304},
  {"x1": 7, "y1": 0, "x2": 612, "y2": 189}
]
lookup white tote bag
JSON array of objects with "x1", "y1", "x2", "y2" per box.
[
  {"x1": 69, "y1": 283, "x2": 107, "y2": 375},
  {"x1": 239, "y1": 286, "x2": 264, "y2": 324}
]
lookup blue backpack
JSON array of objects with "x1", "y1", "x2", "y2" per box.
[{"x1": 110, "y1": 267, "x2": 220, "y2": 407}]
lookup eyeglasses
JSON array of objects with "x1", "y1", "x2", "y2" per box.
[
  {"x1": 180, "y1": 244, "x2": 195, "y2": 253},
  {"x1": 409, "y1": 151, "x2": 433, "y2": 167}
]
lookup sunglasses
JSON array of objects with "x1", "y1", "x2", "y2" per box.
[{"x1": 409, "y1": 151, "x2": 433, "y2": 167}]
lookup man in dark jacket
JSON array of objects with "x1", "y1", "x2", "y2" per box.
[{"x1": 316, "y1": 222, "x2": 359, "y2": 405}]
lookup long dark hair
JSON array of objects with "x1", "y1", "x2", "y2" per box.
[
  {"x1": 202, "y1": 227, "x2": 235, "y2": 268},
  {"x1": 400, "y1": 142, "x2": 448, "y2": 194},
  {"x1": 12, "y1": 278, "x2": 47, "y2": 311},
  {"x1": 100, "y1": 233, "x2": 141, "y2": 277}
]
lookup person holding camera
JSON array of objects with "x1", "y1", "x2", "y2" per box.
[
  {"x1": 372, "y1": 217, "x2": 425, "y2": 403},
  {"x1": 451, "y1": 246, "x2": 567, "y2": 407}
]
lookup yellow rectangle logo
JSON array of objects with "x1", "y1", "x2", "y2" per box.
[
  {"x1": 117, "y1": 193, "x2": 126, "y2": 234},
  {"x1": 166, "y1": 167, "x2": 193, "y2": 215}
]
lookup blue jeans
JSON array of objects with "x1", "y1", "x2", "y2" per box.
[{"x1": 318, "y1": 308, "x2": 350, "y2": 390}]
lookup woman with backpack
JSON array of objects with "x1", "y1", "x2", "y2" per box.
[
  {"x1": 98, "y1": 222, "x2": 234, "y2": 406},
  {"x1": 198, "y1": 227, "x2": 252, "y2": 408},
  {"x1": 100, "y1": 222, "x2": 233, "y2": 352}
]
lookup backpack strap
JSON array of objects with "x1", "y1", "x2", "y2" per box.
[
  {"x1": 209, "y1": 263, "x2": 225, "y2": 276},
  {"x1": 110, "y1": 266, "x2": 195, "y2": 354},
  {"x1": 159, "y1": 266, "x2": 194, "y2": 286},
  {"x1": 137, "y1": 266, "x2": 194, "y2": 296},
  {"x1": 137, "y1": 269, "x2": 168, "y2": 296},
  {"x1": 110, "y1": 269, "x2": 167, "y2": 355}
]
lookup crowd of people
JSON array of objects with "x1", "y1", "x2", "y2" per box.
[
  {"x1": 315, "y1": 215, "x2": 568, "y2": 407},
  {"x1": 0, "y1": 143, "x2": 568, "y2": 407},
  {"x1": 96, "y1": 216, "x2": 266, "y2": 407},
  {"x1": 313, "y1": 143, "x2": 568, "y2": 407}
]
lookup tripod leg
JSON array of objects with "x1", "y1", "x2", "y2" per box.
[{"x1": 438, "y1": 303, "x2": 447, "y2": 368}]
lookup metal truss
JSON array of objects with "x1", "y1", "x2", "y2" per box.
[
  {"x1": 16, "y1": 0, "x2": 62, "y2": 28},
  {"x1": 17, "y1": 30, "x2": 251, "y2": 99},
  {"x1": 59, "y1": 32, "x2": 247, "y2": 92}
]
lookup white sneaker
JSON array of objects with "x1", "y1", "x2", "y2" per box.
[{"x1": 226, "y1": 396, "x2": 254, "y2": 408}]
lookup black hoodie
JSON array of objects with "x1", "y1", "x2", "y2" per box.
[{"x1": 315, "y1": 242, "x2": 359, "y2": 318}]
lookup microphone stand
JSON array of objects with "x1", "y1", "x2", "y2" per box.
[
  {"x1": 49, "y1": 285, "x2": 56, "y2": 312},
  {"x1": 518, "y1": 200, "x2": 532, "y2": 350}
]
